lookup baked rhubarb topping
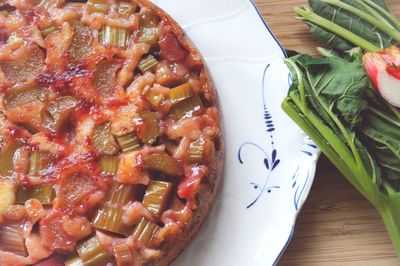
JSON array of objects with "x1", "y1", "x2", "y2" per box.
[{"x1": 0, "y1": 1, "x2": 222, "y2": 265}]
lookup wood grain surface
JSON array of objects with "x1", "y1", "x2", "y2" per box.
[{"x1": 253, "y1": 1, "x2": 400, "y2": 265}]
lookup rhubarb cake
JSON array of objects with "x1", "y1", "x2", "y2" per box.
[{"x1": 0, "y1": 0, "x2": 223, "y2": 265}]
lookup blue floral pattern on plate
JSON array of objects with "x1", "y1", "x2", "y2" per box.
[
  {"x1": 238, "y1": 63, "x2": 319, "y2": 211},
  {"x1": 238, "y1": 64, "x2": 281, "y2": 209}
]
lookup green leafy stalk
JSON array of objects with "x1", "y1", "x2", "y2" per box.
[
  {"x1": 294, "y1": 6, "x2": 380, "y2": 52},
  {"x1": 362, "y1": 0, "x2": 400, "y2": 30},
  {"x1": 353, "y1": 0, "x2": 395, "y2": 28},
  {"x1": 284, "y1": 52, "x2": 373, "y2": 188},
  {"x1": 282, "y1": 50, "x2": 400, "y2": 254},
  {"x1": 289, "y1": 92, "x2": 364, "y2": 179},
  {"x1": 322, "y1": 0, "x2": 400, "y2": 42},
  {"x1": 310, "y1": 0, "x2": 395, "y2": 49},
  {"x1": 284, "y1": 94, "x2": 400, "y2": 254},
  {"x1": 307, "y1": 22, "x2": 354, "y2": 51},
  {"x1": 283, "y1": 93, "x2": 380, "y2": 194},
  {"x1": 296, "y1": 0, "x2": 400, "y2": 51},
  {"x1": 379, "y1": 190, "x2": 400, "y2": 255},
  {"x1": 283, "y1": 59, "x2": 307, "y2": 108},
  {"x1": 316, "y1": 47, "x2": 337, "y2": 57},
  {"x1": 282, "y1": 97, "x2": 357, "y2": 184}
]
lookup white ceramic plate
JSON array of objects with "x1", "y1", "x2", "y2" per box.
[{"x1": 151, "y1": 0, "x2": 320, "y2": 265}]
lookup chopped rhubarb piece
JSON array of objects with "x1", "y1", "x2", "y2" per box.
[
  {"x1": 159, "y1": 33, "x2": 187, "y2": 62},
  {"x1": 1, "y1": 44, "x2": 45, "y2": 83},
  {"x1": 364, "y1": 45, "x2": 400, "y2": 107}
]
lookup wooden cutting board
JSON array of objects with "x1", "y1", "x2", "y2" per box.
[{"x1": 253, "y1": 1, "x2": 400, "y2": 265}]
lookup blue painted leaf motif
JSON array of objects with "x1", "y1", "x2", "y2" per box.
[
  {"x1": 301, "y1": 150, "x2": 313, "y2": 157},
  {"x1": 272, "y1": 149, "x2": 277, "y2": 163},
  {"x1": 237, "y1": 63, "x2": 282, "y2": 209},
  {"x1": 264, "y1": 158, "x2": 270, "y2": 170},
  {"x1": 272, "y1": 159, "x2": 280, "y2": 170},
  {"x1": 264, "y1": 109, "x2": 275, "y2": 132}
]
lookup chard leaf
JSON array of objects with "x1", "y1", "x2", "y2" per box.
[
  {"x1": 282, "y1": 24, "x2": 400, "y2": 252},
  {"x1": 284, "y1": 50, "x2": 383, "y2": 191},
  {"x1": 336, "y1": 96, "x2": 367, "y2": 127},
  {"x1": 360, "y1": 90, "x2": 400, "y2": 186},
  {"x1": 306, "y1": 22, "x2": 354, "y2": 51},
  {"x1": 354, "y1": 134, "x2": 382, "y2": 187},
  {"x1": 309, "y1": 0, "x2": 395, "y2": 49},
  {"x1": 287, "y1": 49, "x2": 369, "y2": 128},
  {"x1": 362, "y1": 121, "x2": 400, "y2": 182},
  {"x1": 286, "y1": 54, "x2": 341, "y2": 134}
]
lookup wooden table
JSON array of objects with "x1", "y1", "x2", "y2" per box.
[{"x1": 253, "y1": 1, "x2": 400, "y2": 265}]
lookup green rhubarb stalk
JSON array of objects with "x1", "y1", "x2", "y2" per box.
[
  {"x1": 289, "y1": 0, "x2": 400, "y2": 256},
  {"x1": 287, "y1": 55, "x2": 366, "y2": 170},
  {"x1": 353, "y1": 0, "x2": 394, "y2": 28},
  {"x1": 294, "y1": 6, "x2": 380, "y2": 52},
  {"x1": 281, "y1": 98, "x2": 355, "y2": 180},
  {"x1": 303, "y1": 75, "x2": 365, "y2": 168},
  {"x1": 282, "y1": 49, "x2": 400, "y2": 255},
  {"x1": 362, "y1": 0, "x2": 400, "y2": 30},
  {"x1": 288, "y1": 91, "x2": 368, "y2": 189},
  {"x1": 283, "y1": 57, "x2": 369, "y2": 188},
  {"x1": 283, "y1": 90, "x2": 400, "y2": 256},
  {"x1": 322, "y1": 0, "x2": 400, "y2": 42},
  {"x1": 283, "y1": 59, "x2": 307, "y2": 108},
  {"x1": 378, "y1": 188, "x2": 400, "y2": 254},
  {"x1": 282, "y1": 93, "x2": 372, "y2": 195}
]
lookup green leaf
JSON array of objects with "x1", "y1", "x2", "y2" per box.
[
  {"x1": 306, "y1": 22, "x2": 354, "y2": 51},
  {"x1": 287, "y1": 50, "x2": 369, "y2": 129},
  {"x1": 336, "y1": 96, "x2": 367, "y2": 128},
  {"x1": 284, "y1": 49, "x2": 384, "y2": 191},
  {"x1": 282, "y1": 40, "x2": 400, "y2": 256},
  {"x1": 294, "y1": 6, "x2": 381, "y2": 52},
  {"x1": 309, "y1": 0, "x2": 396, "y2": 49},
  {"x1": 359, "y1": 90, "x2": 400, "y2": 186}
]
